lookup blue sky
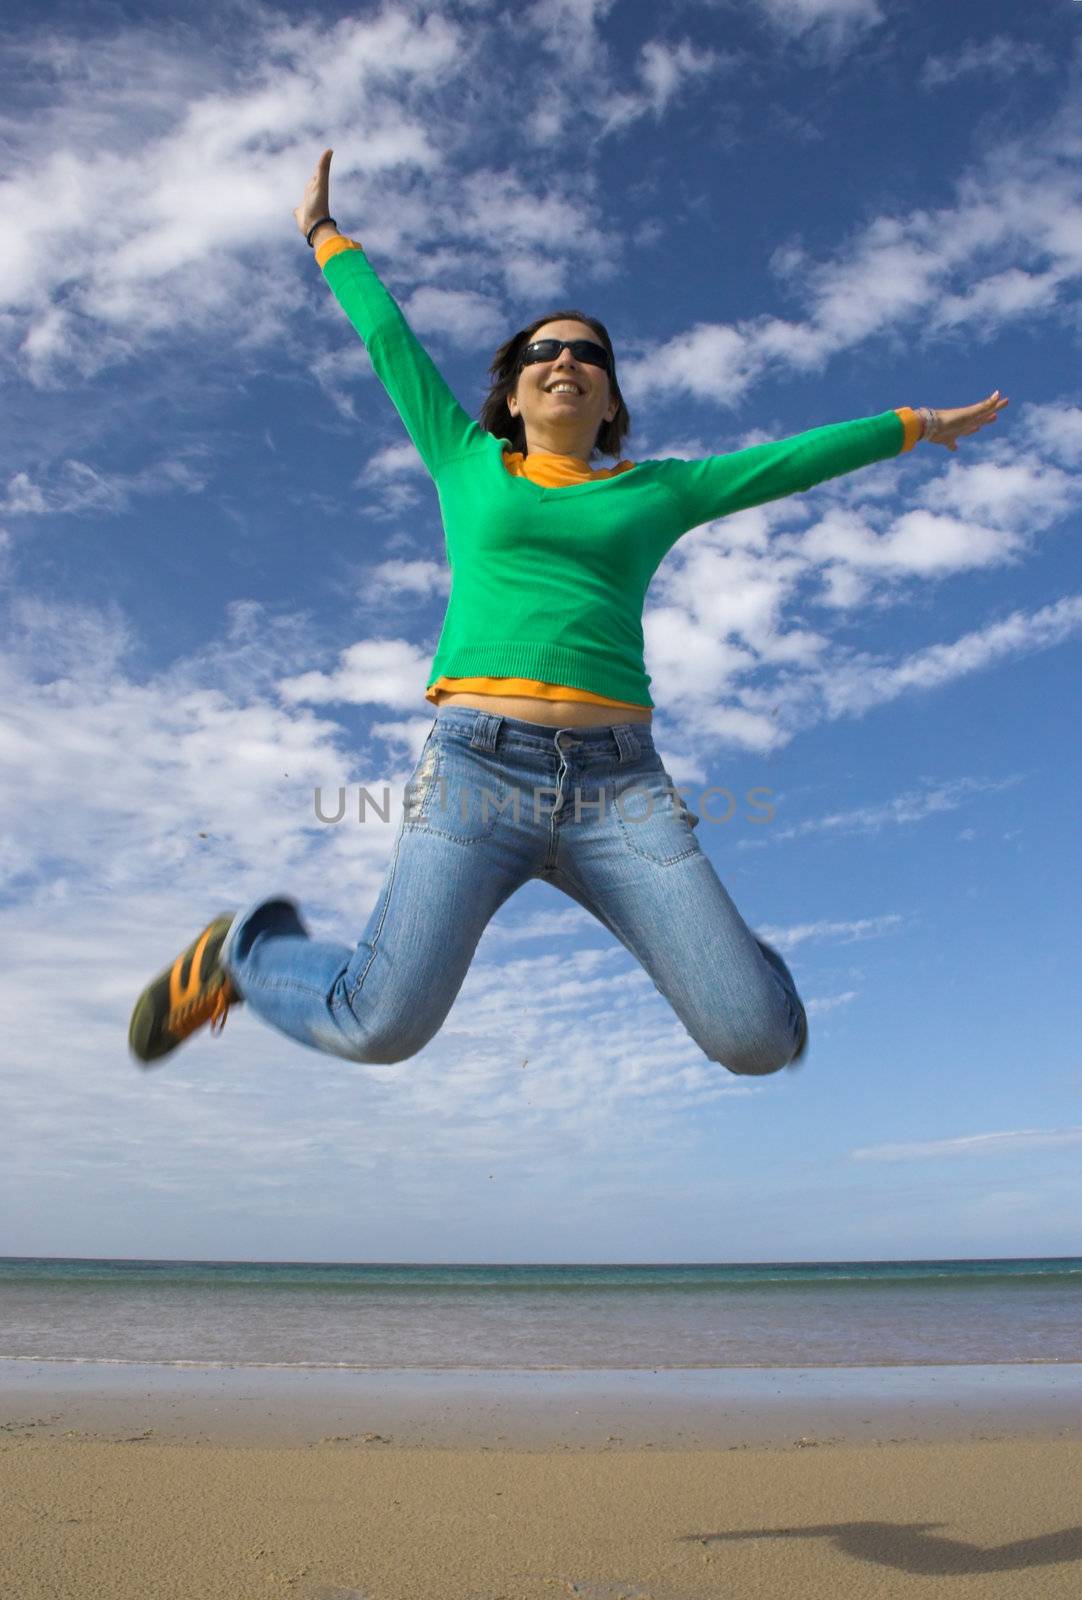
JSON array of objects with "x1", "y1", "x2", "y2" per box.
[{"x1": 2, "y1": 0, "x2": 1081, "y2": 1264}]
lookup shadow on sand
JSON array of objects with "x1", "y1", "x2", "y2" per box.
[{"x1": 682, "y1": 1522, "x2": 1082, "y2": 1576}]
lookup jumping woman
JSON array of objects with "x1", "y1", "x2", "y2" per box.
[{"x1": 129, "y1": 149, "x2": 1007, "y2": 1076}]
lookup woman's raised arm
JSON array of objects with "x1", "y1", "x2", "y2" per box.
[
  {"x1": 652, "y1": 386, "x2": 1011, "y2": 535},
  {"x1": 293, "y1": 149, "x2": 485, "y2": 479}
]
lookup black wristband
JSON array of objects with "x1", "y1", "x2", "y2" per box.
[{"x1": 306, "y1": 216, "x2": 337, "y2": 248}]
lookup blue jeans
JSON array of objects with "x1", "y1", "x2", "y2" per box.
[{"x1": 222, "y1": 706, "x2": 807, "y2": 1076}]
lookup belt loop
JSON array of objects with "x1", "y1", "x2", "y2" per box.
[
  {"x1": 468, "y1": 710, "x2": 502, "y2": 752},
  {"x1": 612, "y1": 724, "x2": 641, "y2": 763}
]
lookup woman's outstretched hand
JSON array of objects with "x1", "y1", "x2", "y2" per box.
[
  {"x1": 924, "y1": 390, "x2": 1009, "y2": 452},
  {"x1": 294, "y1": 148, "x2": 335, "y2": 241}
]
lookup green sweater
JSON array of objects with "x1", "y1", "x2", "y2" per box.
[{"x1": 321, "y1": 247, "x2": 907, "y2": 709}]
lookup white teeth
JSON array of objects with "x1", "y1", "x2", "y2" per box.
[{"x1": 548, "y1": 384, "x2": 580, "y2": 394}]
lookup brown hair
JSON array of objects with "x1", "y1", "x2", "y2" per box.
[{"x1": 477, "y1": 308, "x2": 631, "y2": 461}]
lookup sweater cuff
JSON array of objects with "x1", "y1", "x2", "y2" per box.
[
  {"x1": 315, "y1": 234, "x2": 362, "y2": 270},
  {"x1": 894, "y1": 406, "x2": 922, "y2": 453}
]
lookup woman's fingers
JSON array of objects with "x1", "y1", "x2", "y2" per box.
[
  {"x1": 311, "y1": 148, "x2": 333, "y2": 209},
  {"x1": 315, "y1": 147, "x2": 332, "y2": 195},
  {"x1": 950, "y1": 393, "x2": 1008, "y2": 422}
]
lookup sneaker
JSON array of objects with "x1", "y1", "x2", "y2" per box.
[{"x1": 129, "y1": 914, "x2": 239, "y2": 1066}]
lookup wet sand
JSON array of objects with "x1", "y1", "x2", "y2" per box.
[{"x1": 3, "y1": 1362, "x2": 1081, "y2": 1597}]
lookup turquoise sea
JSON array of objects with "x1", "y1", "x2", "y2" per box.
[{"x1": 2, "y1": 1257, "x2": 1080, "y2": 1370}]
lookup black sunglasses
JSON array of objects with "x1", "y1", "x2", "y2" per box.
[{"x1": 519, "y1": 337, "x2": 612, "y2": 374}]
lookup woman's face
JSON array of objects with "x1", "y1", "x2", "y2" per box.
[{"x1": 506, "y1": 319, "x2": 618, "y2": 452}]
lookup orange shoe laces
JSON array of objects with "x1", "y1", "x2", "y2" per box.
[
  {"x1": 167, "y1": 928, "x2": 239, "y2": 1041},
  {"x1": 167, "y1": 976, "x2": 236, "y2": 1038},
  {"x1": 209, "y1": 979, "x2": 236, "y2": 1036}
]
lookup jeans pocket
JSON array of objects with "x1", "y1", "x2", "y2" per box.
[
  {"x1": 403, "y1": 733, "x2": 510, "y2": 844},
  {"x1": 612, "y1": 766, "x2": 701, "y2": 865}
]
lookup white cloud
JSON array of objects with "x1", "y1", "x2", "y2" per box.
[
  {"x1": 820, "y1": 594, "x2": 1082, "y2": 719},
  {"x1": 522, "y1": 0, "x2": 618, "y2": 72},
  {"x1": 403, "y1": 285, "x2": 505, "y2": 349},
  {"x1": 599, "y1": 39, "x2": 730, "y2": 136},
  {"x1": 660, "y1": 543, "x2": 805, "y2": 652},
  {"x1": 933, "y1": 266, "x2": 1066, "y2": 328},
  {"x1": 8, "y1": 8, "x2": 654, "y2": 388},
  {"x1": 756, "y1": 914, "x2": 903, "y2": 950},
  {"x1": 806, "y1": 991, "x2": 858, "y2": 1015},
  {"x1": 755, "y1": 0, "x2": 883, "y2": 47},
  {"x1": 622, "y1": 321, "x2": 760, "y2": 408},
  {"x1": 362, "y1": 557, "x2": 451, "y2": 604},
  {"x1": 624, "y1": 100, "x2": 1082, "y2": 405},
  {"x1": 815, "y1": 562, "x2": 868, "y2": 610},
  {"x1": 853, "y1": 1129, "x2": 1082, "y2": 1163},
  {"x1": 920, "y1": 36, "x2": 1055, "y2": 91},
  {"x1": 695, "y1": 703, "x2": 787, "y2": 752},
  {"x1": 1, "y1": 474, "x2": 47, "y2": 514},
  {"x1": 360, "y1": 442, "x2": 429, "y2": 481},
  {"x1": 278, "y1": 637, "x2": 437, "y2": 709},
  {"x1": 511, "y1": 15, "x2": 733, "y2": 152},
  {"x1": 2, "y1": 9, "x2": 464, "y2": 383},
  {"x1": 354, "y1": 440, "x2": 433, "y2": 515},
  {"x1": 482, "y1": 907, "x2": 598, "y2": 944},
  {"x1": 800, "y1": 505, "x2": 1023, "y2": 578},
  {"x1": 763, "y1": 776, "x2": 1023, "y2": 843},
  {"x1": 750, "y1": 315, "x2": 831, "y2": 371},
  {"x1": 644, "y1": 599, "x2": 761, "y2": 724},
  {"x1": 917, "y1": 455, "x2": 1077, "y2": 534},
  {"x1": 1017, "y1": 402, "x2": 1082, "y2": 469},
  {"x1": 0, "y1": 600, "x2": 397, "y2": 918},
  {"x1": 311, "y1": 341, "x2": 374, "y2": 421},
  {"x1": 2, "y1": 454, "x2": 209, "y2": 518},
  {"x1": 5, "y1": 594, "x2": 134, "y2": 681},
  {"x1": 637, "y1": 38, "x2": 722, "y2": 114}
]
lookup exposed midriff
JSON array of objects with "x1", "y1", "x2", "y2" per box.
[{"x1": 434, "y1": 689, "x2": 653, "y2": 726}]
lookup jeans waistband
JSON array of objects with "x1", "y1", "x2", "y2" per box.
[{"x1": 433, "y1": 703, "x2": 653, "y2": 762}]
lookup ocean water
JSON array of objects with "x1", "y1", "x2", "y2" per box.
[{"x1": 2, "y1": 1257, "x2": 1081, "y2": 1371}]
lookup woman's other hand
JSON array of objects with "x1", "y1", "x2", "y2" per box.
[
  {"x1": 923, "y1": 391, "x2": 1009, "y2": 452},
  {"x1": 294, "y1": 148, "x2": 336, "y2": 244}
]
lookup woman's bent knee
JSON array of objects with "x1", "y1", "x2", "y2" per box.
[
  {"x1": 720, "y1": 1043, "x2": 791, "y2": 1077},
  {"x1": 323, "y1": 1005, "x2": 439, "y2": 1065},
  {"x1": 311, "y1": 1028, "x2": 427, "y2": 1065},
  {"x1": 347, "y1": 1038, "x2": 427, "y2": 1066},
  {"x1": 712, "y1": 1013, "x2": 801, "y2": 1077},
  {"x1": 712, "y1": 960, "x2": 805, "y2": 1076}
]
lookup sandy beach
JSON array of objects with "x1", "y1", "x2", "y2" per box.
[{"x1": 3, "y1": 1363, "x2": 1082, "y2": 1598}]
